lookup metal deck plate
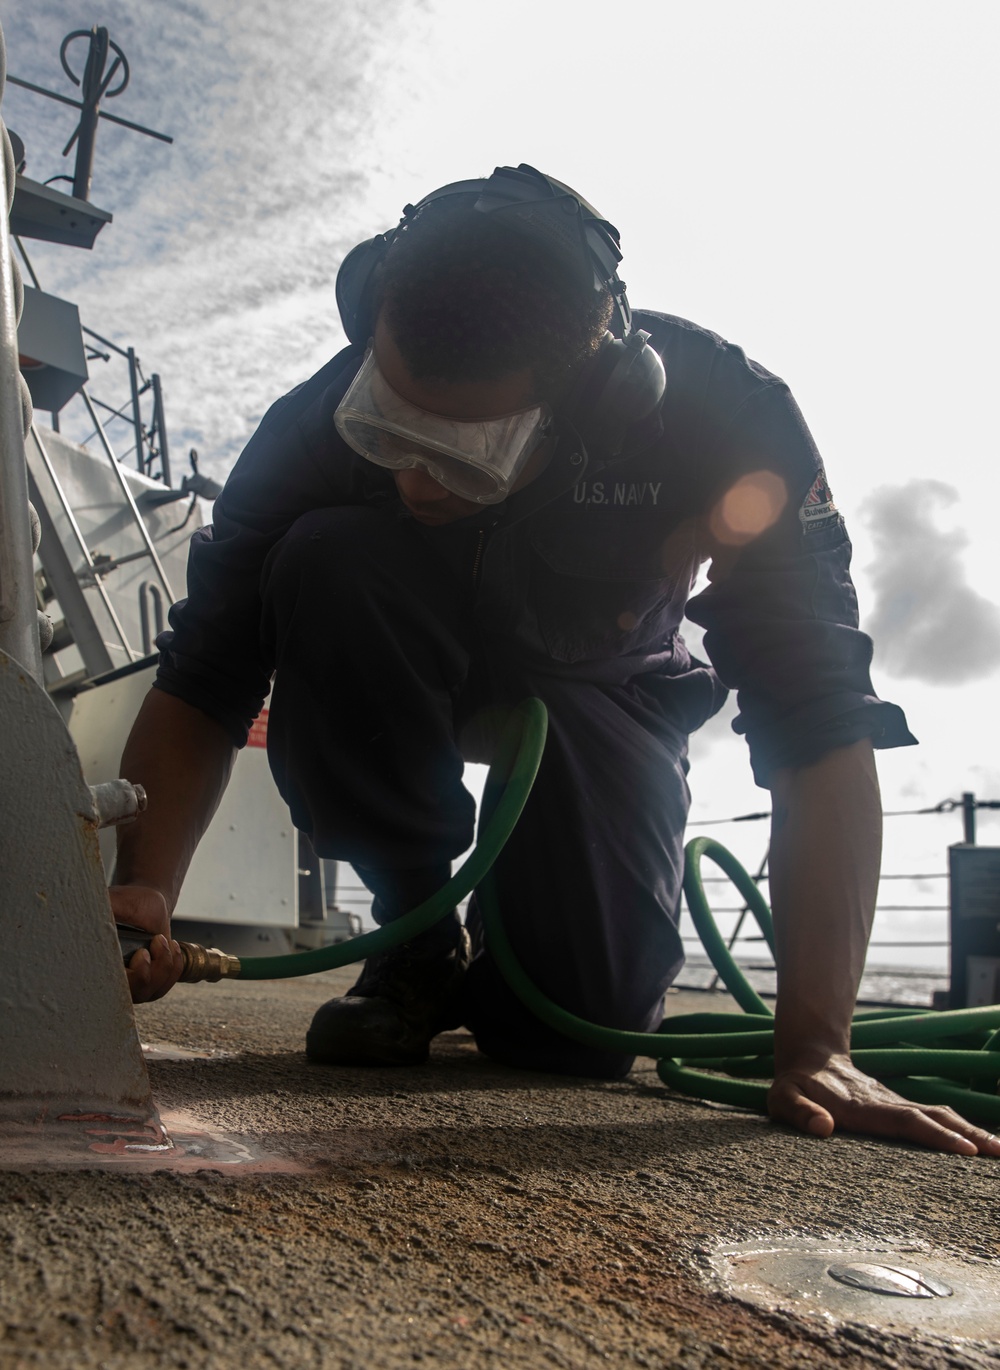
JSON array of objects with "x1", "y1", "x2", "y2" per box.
[
  {"x1": 0, "y1": 1105, "x2": 310, "y2": 1175},
  {"x1": 703, "y1": 1237, "x2": 1000, "y2": 1341}
]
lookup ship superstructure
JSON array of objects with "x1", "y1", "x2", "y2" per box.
[{"x1": 7, "y1": 25, "x2": 361, "y2": 956}]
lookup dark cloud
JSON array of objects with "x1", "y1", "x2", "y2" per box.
[{"x1": 862, "y1": 479, "x2": 1000, "y2": 684}]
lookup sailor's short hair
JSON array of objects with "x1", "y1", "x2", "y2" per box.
[{"x1": 377, "y1": 196, "x2": 613, "y2": 402}]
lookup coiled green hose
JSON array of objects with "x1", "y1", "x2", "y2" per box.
[{"x1": 234, "y1": 697, "x2": 1000, "y2": 1124}]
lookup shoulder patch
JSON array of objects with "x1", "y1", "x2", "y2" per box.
[{"x1": 798, "y1": 465, "x2": 838, "y2": 533}]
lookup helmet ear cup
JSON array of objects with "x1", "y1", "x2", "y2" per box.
[
  {"x1": 569, "y1": 331, "x2": 666, "y2": 455},
  {"x1": 598, "y1": 331, "x2": 667, "y2": 423},
  {"x1": 336, "y1": 235, "x2": 391, "y2": 345}
]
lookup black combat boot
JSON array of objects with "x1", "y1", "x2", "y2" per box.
[{"x1": 305, "y1": 865, "x2": 470, "y2": 1067}]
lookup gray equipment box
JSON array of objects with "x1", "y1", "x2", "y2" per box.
[
  {"x1": 17, "y1": 286, "x2": 89, "y2": 413},
  {"x1": 948, "y1": 845, "x2": 1000, "y2": 1006}
]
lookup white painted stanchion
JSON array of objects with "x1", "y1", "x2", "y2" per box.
[
  {"x1": 0, "y1": 648, "x2": 153, "y2": 1118},
  {"x1": 0, "y1": 23, "x2": 153, "y2": 1131}
]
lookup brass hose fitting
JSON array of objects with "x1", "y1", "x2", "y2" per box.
[
  {"x1": 177, "y1": 941, "x2": 242, "y2": 982},
  {"x1": 117, "y1": 924, "x2": 241, "y2": 980}
]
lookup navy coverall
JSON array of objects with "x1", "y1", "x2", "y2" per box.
[{"x1": 156, "y1": 311, "x2": 915, "y2": 1075}]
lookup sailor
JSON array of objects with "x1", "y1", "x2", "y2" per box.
[{"x1": 113, "y1": 164, "x2": 997, "y2": 1155}]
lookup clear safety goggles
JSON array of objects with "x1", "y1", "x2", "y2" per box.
[{"x1": 334, "y1": 347, "x2": 552, "y2": 505}]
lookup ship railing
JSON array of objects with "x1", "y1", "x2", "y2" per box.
[
  {"x1": 674, "y1": 795, "x2": 1000, "y2": 1004},
  {"x1": 79, "y1": 323, "x2": 171, "y2": 485},
  {"x1": 27, "y1": 402, "x2": 176, "y2": 681},
  {"x1": 13, "y1": 233, "x2": 173, "y2": 487}
]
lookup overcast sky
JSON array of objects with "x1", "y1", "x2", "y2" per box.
[{"x1": 4, "y1": 0, "x2": 999, "y2": 927}]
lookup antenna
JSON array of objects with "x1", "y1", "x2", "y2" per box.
[{"x1": 7, "y1": 25, "x2": 172, "y2": 203}]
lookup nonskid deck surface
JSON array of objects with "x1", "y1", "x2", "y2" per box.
[{"x1": 1, "y1": 977, "x2": 998, "y2": 1370}]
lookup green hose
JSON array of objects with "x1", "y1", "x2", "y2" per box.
[
  {"x1": 233, "y1": 697, "x2": 1000, "y2": 1125},
  {"x1": 236, "y1": 696, "x2": 548, "y2": 979}
]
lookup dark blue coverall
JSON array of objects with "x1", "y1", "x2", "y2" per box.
[{"x1": 156, "y1": 311, "x2": 916, "y2": 1076}]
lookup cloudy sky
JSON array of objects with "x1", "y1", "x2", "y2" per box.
[{"x1": 4, "y1": 0, "x2": 999, "y2": 961}]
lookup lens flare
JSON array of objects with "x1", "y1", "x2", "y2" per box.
[{"x1": 709, "y1": 470, "x2": 788, "y2": 546}]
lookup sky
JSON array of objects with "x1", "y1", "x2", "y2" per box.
[{"x1": 3, "y1": 0, "x2": 999, "y2": 966}]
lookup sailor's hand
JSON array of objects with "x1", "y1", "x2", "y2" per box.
[
  {"x1": 110, "y1": 885, "x2": 185, "y2": 1003},
  {"x1": 768, "y1": 1051, "x2": 1000, "y2": 1156}
]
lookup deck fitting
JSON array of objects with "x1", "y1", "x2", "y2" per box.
[
  {"x1": 827, "y1": 1262, "x2": 953, "y2": 1299},
  {"x1": 703, "y1": 1237, "x2": 1000, "y2": 1341}
]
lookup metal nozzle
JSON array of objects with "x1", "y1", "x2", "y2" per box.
[
  {"x1": 90, "y1": 779, "x2": 148, "y2": 827},
  {"x1": 177, "y1": 942, "x2": 241, "y2": 982},
  {"x1": 117, "y1": 925, "x2": 240, "y2": 981}
]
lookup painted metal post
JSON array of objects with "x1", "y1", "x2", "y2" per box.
[
  {"x1": 0, "y1": 648, "x2": 153, "y2": 1117},
  {"x1": 962, "y1": 792, "x2": 977, "y2": 847},
  {"x1": 0, "y1": 41, "x2": 42, "y2": 681},
  {"x1": 127, "y1": 345, "x2": 145, "y2": 472},
  {"x1": 70, "y1": 27, "x2": 110, "y2": 204},
  {"x1": 0, "y1": 22, "x2": 153, "y2": 1124},
  {"x1": 151, "y1": 371, "x2": 171, "y2": 486}
]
